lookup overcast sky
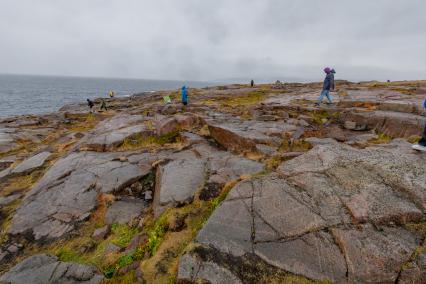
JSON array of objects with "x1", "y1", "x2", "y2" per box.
[{"x1": 1, "y1": 0, "x2": 425, "y2": 82}]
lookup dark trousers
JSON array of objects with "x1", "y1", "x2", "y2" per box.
[{"x1": 420, "y1": 123, "x2": 426, "y2": 146}]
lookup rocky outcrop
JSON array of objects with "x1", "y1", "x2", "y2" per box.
[
  {"x1": 154, "y1": 144, "x2": 265, "y2": 216},
  {"x1": 11, "y1": 152, "x2": 51, "y2": 175},
  {"x1": 105, "y1": 197, "x2": 147, "y2": 225},
  {"x1": 205, "y1": 115, "x2": 297, "y2": 153},
  {"x1": 341, "y1": 110, "x2": 426, "y2": 138},
  {"x1": 8, "y1": 151, "x2": 152, "y2": 241},
  {"x1": 0, "y1": 254, "x2": 104, "y2": 284},
  {"x1": 82, "y1": 114, "x2": 153, "y2": 151},
  {"x1": 178, "y1": 141, "x2": 425, "y2": 283}
]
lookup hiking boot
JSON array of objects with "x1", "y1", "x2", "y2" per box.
[{"x1": 412, "y1": 144, "x2": 426, "y2": 152}]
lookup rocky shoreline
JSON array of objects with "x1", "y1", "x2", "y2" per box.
[{"x1": 0, "y1": 80, "x2": 425, "y2": 283}]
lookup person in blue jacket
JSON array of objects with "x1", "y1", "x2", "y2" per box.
[
  {"x1": 181, "y1": 86, "x2": 188, "y2": 106},
  {"x1": 315, "y1": 67, "x2": 333, "y2": 106},
  {"x1": 412, "y1": 99, "x2": 426, "y2": 151}
]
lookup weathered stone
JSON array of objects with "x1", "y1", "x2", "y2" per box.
[
  {"x1": 155, "y1": 115, "x2": 178, "y2": 136},
  {"x1": 178, "y1": 253, "x2": 243, "y2": 284},
  {"x1": 279, "y1": 142, "x2": 426, "y2": 223},
  {"x1": 0, "y1": 155, "x2": 16, "y2": 170},
  {"x1": 105, "y1": 198, "x2": 146, "y2": 225},
  {"x1": 11, "y1": 152, "x2": 51, "y2": 174},
  {"x1": 341, "y1": 110, "x2": 426, "y2": 138},
  {"x1": 82, "y1": 114, "x2": 152, "y2": 151},
  {"x1": 206, "y1": 117, "x2": 297, "y2": 153},
  {"x1": 398, "y1": 252, "x2": 426, "y2": 284},
  {"x1": 92, "y1": 225, "x2": 110, "y2": 240},
  {"x1": 331, "y1": 225, "x2": 419, "y2": 283},
  {"x1": 154, "y1": 155, "x2": 206, "y2": 215},
  {"x1": 175, "y1": 114, "x2": 198, "y2": 130},
  {"x1": 0, "y1": 254, "x2": 104, "y2": 284},
  {"x1": 9, "y1": 151, "x2": 152, "y2": 241},
  {"x1": 0, "y1": 193, "x2": 21, "y2": 207},
  {"x1": 255, "y1": 232, "x2": 347, "y2": 283},
  {"x1": 181, "y1": 132, "x2": 205, "y2": 145}
]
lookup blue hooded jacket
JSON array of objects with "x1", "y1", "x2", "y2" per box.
[{"x1": 181, "y1": 86, "x2": 188, "y2": 103}]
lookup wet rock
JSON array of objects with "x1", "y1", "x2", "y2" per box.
[
  {"x1": 92, "y1": 225, "x2": 110, "y2": 240},
  {"x1": 11, "y1": 152, "x2": 51, "y2": 174},
  {"x1": 105, "y1": 198, "x2": 146, "y2": 225},
  {"x1": 9, "y1": 151, "x2": 152, "y2": 241},
  {"x1": 331, "y1": 225, "x2": 419, "y2": 283},
  {"x1": 0, "y1": 254, "x2": 104, "y2": 284}
]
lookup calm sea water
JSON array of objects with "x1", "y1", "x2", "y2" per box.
[{"x1": 0, "y1": 74, "x2": 214, "y2": 117}]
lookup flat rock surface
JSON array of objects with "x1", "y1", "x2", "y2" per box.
[
  {"x1": 82, "y1": 114, "x2": 152, "y2": 151},
  {"x1": 205, "y1": 115, "x2": 296, "y2": 153},
  {"x1": 105, "y1": 198, "x2": 146, "y2": 225},
  {"x1": 0, "y1": 254, "x2": 104, "y2": 284},
  {"x1": 9, "y1": 151, "x2": 152, "y2": 241},
  {"x1": 11, "y1": 151, "x2": 51, "y2": 174},
  {"x1": 179, "y1": 141, "x2": 426, "y2": 283}
]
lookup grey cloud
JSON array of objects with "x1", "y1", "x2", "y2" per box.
[{"x1": 0, "y1": 0, "x2": 425, "y2": 82}]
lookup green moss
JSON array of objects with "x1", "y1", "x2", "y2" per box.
[
  {"x1": 110, "y1": 224, "x2": 139, "y2": 248},
  {"x1": 311, "y1": 110, "x2": 340, "y2": 125},
  {"x1": 369, "y1": 132, "x2": 393, "y2": 144}
]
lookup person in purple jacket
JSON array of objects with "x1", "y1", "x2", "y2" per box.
[{"x1": 412, "y1": 99, "x2": 426, "y2": 151}]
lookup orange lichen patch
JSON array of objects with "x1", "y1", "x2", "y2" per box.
[{"x1": 91, "y1": 193, "x2": 115, "y2": 227}]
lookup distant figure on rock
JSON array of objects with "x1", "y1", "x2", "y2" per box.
[
  {"x1": 100, "y1": 99, "x2": 108, "y2": 111},
  {"x1": 108, "y1": 90, "x2": 115, "y2": 98},
  {"x1": 181, "y1": 86, "x2": 188, "y2": 106},
  {"x1": 251, "y1": 79, "x2": 254, "y2": 87},
  {"x1": 412, "y1": 99, "x2": 426, "y2": 152},
  {"x1": 315, "y1": 67, "x2": 333, "y2": 106},
  {"x1": 87, "y1": 99, "x2": 94, "y2": 112}
]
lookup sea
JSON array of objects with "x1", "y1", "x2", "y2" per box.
[{"x1": 0, "y1": 74, "x2": 214, "y2": 117}]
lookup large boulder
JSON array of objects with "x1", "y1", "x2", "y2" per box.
[
  {"x1": 178, "y1": 141, "x2": 425, "y2": 283},
  {"x1": 0, "y1": 254, "x2": 104, "y2": 284},
  {"x1": 205, "y1": 115, "x2": 297, "y2": 153},
  {"x1": 8, "y1": 151, "x2": 152, "y2": 241},
  {"x1": 341, "y1": 110, "x2": 426, "y2": 138}
]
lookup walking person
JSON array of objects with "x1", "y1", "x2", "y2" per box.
[
  {"x1": 315, "y1": 67, "x2": 333, "y2": 106},
  {"x1": 412, "y1": 99, "x2": 426, "y2": 152},
  {"x1": 181, "y1": 86, "x2": 188, "y2": 107},
  {"x1": 100, "y1": 98, "x2": 108, "y2": 111},
  {"x1": 87, "y1": 99, "x2": 94, "y2": 112},
  {"x1": 250, "y1": 79, "x2": 254, "y2": 87}
]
